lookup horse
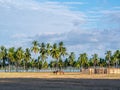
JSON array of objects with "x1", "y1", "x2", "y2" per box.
[
  {"x1": 53, "y1": 70, "x2": 58, "y2": 74},
  {"x1": 59, "y1": 70, "x2": 64, "y2": 75},
  {"x1": 53, "y1": 70, "x2": 64, "y2": 75}
]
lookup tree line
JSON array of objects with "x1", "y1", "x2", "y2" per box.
[{"x1": 0, "y1": 40, "x2": 120, "y2": 72}]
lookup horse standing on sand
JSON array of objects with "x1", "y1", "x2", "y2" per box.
[{"x1": 53, "y1": 70, "x2": 64, "y2": 75}]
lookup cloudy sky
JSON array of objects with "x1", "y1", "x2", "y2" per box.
[{"x1": 0, "y1": 0, "x2": 120, "y2": 57}]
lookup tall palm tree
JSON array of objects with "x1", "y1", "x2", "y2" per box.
[
  {"x1": 99, "y1": 58, "x2": 106, "y2": 67},
  {"x1": 31, "y1": 40, "x2": 39, "y2": 54},
  {"x1": 49, "y1": 60, "x2": 57, "y2": 69},
  {"x1": 92, "y1": 53, "x2": 99, "y2": 68},
  {"x1": 59, "y1": 41, "x2": 67, "y2": 58},
  {"x1": 24, "y1": 48, "x2": 31, "y2": 71},
  {"x1": 113, "y1": 50, "x2": 120, "y2": 68},
  {"x1": 50, "y1": 43, "x2": 59, "y2": 70},
  {"x1": 75, "y1": 60, "x2": 81, "y2": 69},
  {"x1": 78, "y1": 53, "x2": 88, "y2": 69},
  {"x1": 7, "y1": 47, "x2": 15, "y2": 72},
  {"x1": 46, "y1": 43, "x2": 51, "y2": 56},
  {"x1": 39, "y1": 43, "x2": 47, "y2": 61},
  {"x1": 64, "y1": 58, "x2": 69, "y2": 68},
  {"x1": 0, "y1": 46, "x2": 7, "y2": 71},
  {"x1": 30, "y1": 58, "x2": 36, "y2": 69},
  {"x1": 58, "y1": 41, "x2": 67, "y2": 70},
  {"x1": 105, "y1": 51, "x2": 112, "y2": 68},
  {"x1": 42, "y1": 60, "x2": 48, "y2": 69},
  {"x1": 39, "y1": 42, "x2": 48, "y2": 69},
  {"x1": 31, "y1": 40, "x2": 39, "y2": 70},
  {"x1": 68, "y1": 52, "x2": 75, "y2": 67},
  {"x1": 15, "y1": 47, "x2": 24, "y2": 72},
  {"x1": 58, "y1": 58, "x2": 64, "y2": 70}
]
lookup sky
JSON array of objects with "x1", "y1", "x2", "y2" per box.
[{"x1": 0, "y1": 0, "x2": 120, "y2": 58}]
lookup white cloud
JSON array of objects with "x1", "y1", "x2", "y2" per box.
[
  {"x1": 0, "y1": 0, "x2": 85, "y2": 35},
  {"x1": 11, "y1": 33, "x2": 27, "y2": 38},
  {"x1": 114, "y1": 6, "x2": 120, "y2": 9},
  {"x1": 19, "y1": 29, "x2": 119, "y2": 57},
  {"x1": 61, "y1": 2, "x2": 85, "y2": 5}
]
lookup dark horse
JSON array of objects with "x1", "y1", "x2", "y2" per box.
[{"x1": 53, "y1": 70, "x2": 64, "y2": 75}]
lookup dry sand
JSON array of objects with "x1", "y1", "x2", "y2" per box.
[{"x1": 0, "y1": 72, "x2": 120, "y2": 90}]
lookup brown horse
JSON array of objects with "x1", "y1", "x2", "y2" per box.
[
  {"x1": 53, "y1": 70, "x2": 58, "y2": 74},
  {"x1": 59, "y1": 71, "x2": 64, "y2": 75},
  {"x1": 53, "y1": 70, "x2": 64, "y2": 75}
]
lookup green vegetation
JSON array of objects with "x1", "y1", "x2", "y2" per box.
[{"x1": 0, "y1": 41, "x2": 120, "y2": 72}]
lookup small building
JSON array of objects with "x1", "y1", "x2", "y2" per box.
[{"x1": 82, "y1": 68, "x2": 120, "y2": 74}]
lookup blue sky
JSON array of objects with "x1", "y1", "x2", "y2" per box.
[{"x1": 0, "y1": 0, "x2": 120, "y2": 57}]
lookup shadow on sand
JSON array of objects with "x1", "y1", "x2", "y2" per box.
[{"x1": 0, "y1": 78, "x2": 120, "y2": 90}]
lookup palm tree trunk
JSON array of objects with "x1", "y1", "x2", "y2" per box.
[
  {"x1": 8, "y1": 61, "x2": 11, "y2": 72},
  {"x1": 38, "y1": 60, "x2": 39, "y2": 70},
  {"x1": 24, "y1": 61, "x2": 25, "y2": 72},
  {"x1": 3, "y1": 59, "x2": 6, "y2": 72},
  {"x1": 16, "y1": 62, "x2": 18, "y2": 72},
  {"x1": 57, "y1": 58, "x2": 59, "y2": 71},
  {"x1": 116, "y1": 60, "x2": 118, "y2": 68}
]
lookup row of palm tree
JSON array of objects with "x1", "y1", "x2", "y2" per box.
[{"x1": 0, "y1": 40, "x2": 120, "y2": 72}]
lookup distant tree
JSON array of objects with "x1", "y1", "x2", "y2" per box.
[
  {"x1": 42, "y1": 61, "x2": 48, "y2": 69},
  {"x1": 31, "y1": 40, "x2": 39, "y2": 54},
  {"x1": 68, "y1": 52, "x2": 75, "y2": 67},
  {"x1": 58, "y1": 58, "x2": 64, "y2": 70},
  {"x1": 78, "y1": 53, "x2": 88, "y2": 69},
  {"x1": 39, "y1": 43, "x2": 47, "y2": 69},
  {"x1": 49, "y1": 60, "x2": 57, "y2": 69},
  {"x1": 99, "y1": 58, "x2": 106, "y2": 67},
  {"x1": 88, "y1": 58, "x2": 93, "y2": 67},
  {"x1": 7, "y1": 47, "x2": 15, "y2": 72},
  {"x1": 15, "y1": 47, "x2": 24, "y2": 72},
  {"x1": 24, "y1": 48, "x2": 31, "y2": 71},
  {"x1": 0, "y1": 46, "x2": 7, "y2": 71},
  {"x1": 46, "y1": 43, "x2": 51, "y2": 56},
  {"x1": 50, "y1": 43, "x2": 59, "y2": 70},
  {"x1": 64, "y1": 58, "x2": 69, "y2": 68},
  {"x1": 92, "y1": 53, "x2": 99, "y2": 68},
  {"x1": 105, "y1": 51, "x2": 112, "y2": 67},
  {"x1": 113, "y1": 50, "x2": 120, "y2": 68}
]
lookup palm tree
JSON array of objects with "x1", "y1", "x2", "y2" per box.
[
  {"x1": 39, "y1": 42, "x2": 48, "y2": 69},
  {"x1": 24, "y1": 48, "x2": 31, "y2": 71},
  {"x1": 78, "y1": 53, "x2": 88, "y2": 69},
  {"x1": 64, "y1": 58, "x2": 69, "y2": 68},
  {"x1": 113, "y1": 50, "x2": 120, "y2": 68},
  {"x1": 31, "y1": 40, "x2": 39, "y2": 70},
  {"x1": 75, "y1": 60, "x2": 81, "y2": 69},
  {"x1": 59, "y1": 42, "x2": 67, "y2": 56},
  {"x1": 15, "y1": 47, "x2": 24, "y2": 72},
  {"x1": 0, "y1": 46, "x2": 7, "y2": 71},
  {"x1": 42, "y1": 60, "x2": 48, "y2": 69},
  {"x1": 46, "y1": 43, "x2": 51, "y2": 56},
  {"x1": 68, "y1": 52, "x2": 75, "y2": 68},
  {"x1": 31, "y1": 40, "x2": 39, "y2": 54},
  {"x1": 7, "y1": 47, "x2": 15, "y2": 72},
  {"x1": 99, "y1": 58, "x2": 106, "y2": 67},
  {"x1": 105, "y1": 51, "x2": 112, "y2": 68},
  {"x1": 49, "y1": 60, "x2": 57, "y2": 70},
  {"x1": 58, "y1": 58, "x2": 64, "y2": 70},
  {"x1": 50, "y1": 43, "x2": 59, "y2": 70},
  {"x1": 37, "y1": 56, "x2": 42, "y2": 70},
  {"x1": 58, "y1": 41, "x2": 67, "y2": 70},
  {"x1": 30, "y1": 58, "x2": 36, "y2": 70},
  {"x1": 92, "y1": 53, "x2": 99, "y2": 68}
]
